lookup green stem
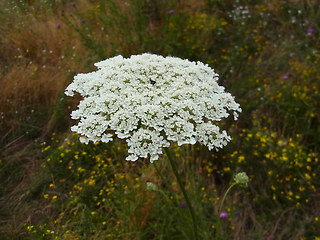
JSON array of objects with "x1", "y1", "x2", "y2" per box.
[
  {"x1": 164, "y1": 148, "x2": 198, "y2": 240},
  {"x1": 153, "y1": 161, "x2": 191, "y2": 239},
  {"x1": 215, "y1": 182, "x2": 237, "y2": 240},
  {"x1": 219, "y1": 183, "x2": 236, "y2": 214}
]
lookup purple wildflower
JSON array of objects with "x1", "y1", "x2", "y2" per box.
[
  {"x1": 169, "y1": 10, "x2": 174, "y2": 14},
  {"x1": 307, "y1": 28, "x2": 313, "y2": 36},
  {"x1": 180, "y1": 202, "x2": 186, "y2": 208},
  {"x1": 56, "y1": 23, "x2": 61, "y2": 28},
  {"x1": 71, "y1": 1, "x2": 76, "y2": 6},
  {"x1": 220, "y1": 211, "x2": 228, "y2": 219},
  {"x1": 282, "y1": 74, "x2": 289, "y2": 79}
]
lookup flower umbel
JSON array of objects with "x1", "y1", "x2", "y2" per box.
[{"x1": 65, "y1": 53, "x2": 241, "y2": 162}]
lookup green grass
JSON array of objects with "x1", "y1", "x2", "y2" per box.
[{"x1": 0, "y1": 0, "x2": 320, "y2": 239}]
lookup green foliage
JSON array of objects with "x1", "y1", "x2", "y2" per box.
[
  {"x1": 1, "y1": 0, "x2": 320, "y2": 239},
  {"x1": 27, "y1": 135, "x2": 223, "y2": 239}
]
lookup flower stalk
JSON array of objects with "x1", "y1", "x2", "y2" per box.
[
  {"x1": 164, "y1": 148, "x2": 198, "y2": 240},
  {"x1": 216, "y1": 172, "x2": 249, "y2": 239}
]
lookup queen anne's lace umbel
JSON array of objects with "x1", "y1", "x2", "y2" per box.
[{"x1": 65, "y1": 53, "x2": 241, "y2": 162}]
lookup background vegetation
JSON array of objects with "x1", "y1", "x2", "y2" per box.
[{"x1": 0, "y1": 0, "x2": 319, "y2": 239}]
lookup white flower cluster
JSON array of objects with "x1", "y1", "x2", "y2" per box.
[
  {"x1": 228, "y1": 5, "x2": 251, "y2": 22},
  {"x1": 65, "y1": 53, "x2": 241, "y2": 162}
]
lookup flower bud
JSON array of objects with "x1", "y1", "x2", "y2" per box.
[
  {"x1": 146, "y1": 182, "x2": 158, "y2": 191},
  {"x1": 234, "y1": 172, "x2": 249, "y2": 188}
]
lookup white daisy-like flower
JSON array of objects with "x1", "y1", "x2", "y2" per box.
[{"x1": 65, "y1": 53, "x2": 241, "y2": 162}]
